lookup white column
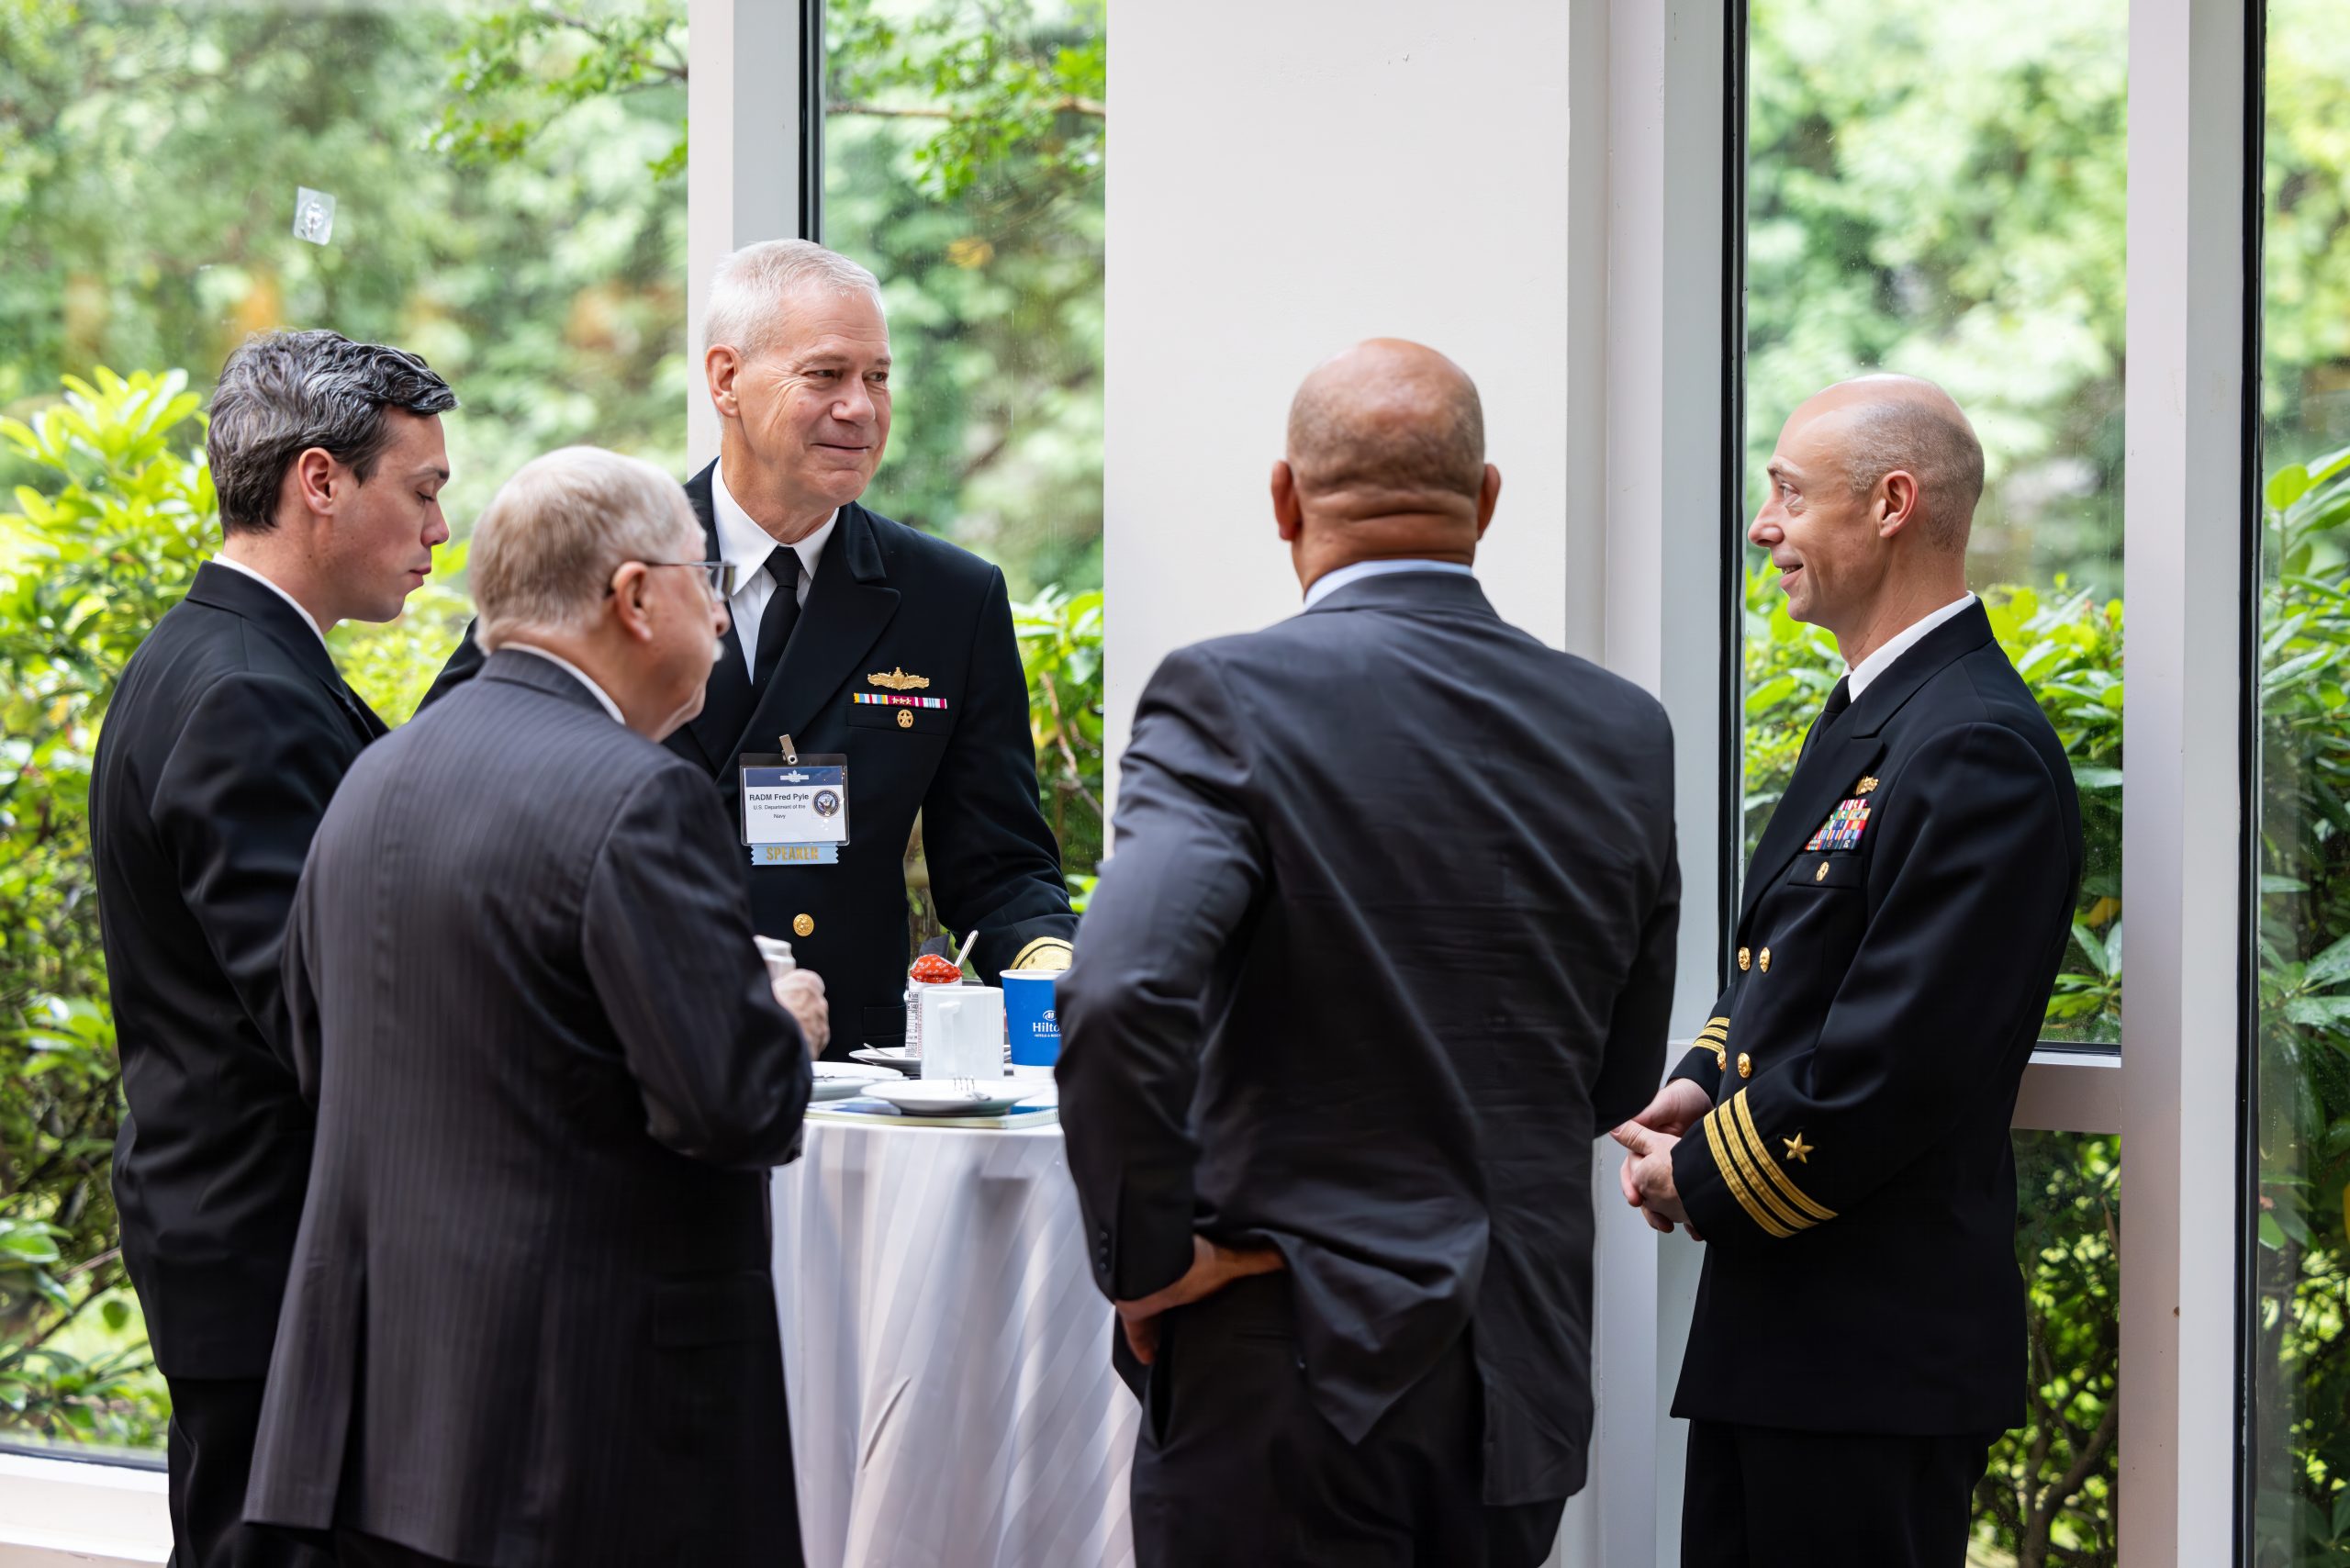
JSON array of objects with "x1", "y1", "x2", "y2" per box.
[
  {"x1": 2118, "y1": 0, "x2": 2249, "y2": 1562},
  {"x1": 1102, "y1": 0, "x2": 1582, "y2": 799},
  {"x1": 686, "y1": 0, "x2": 807, "y2": 468},
  {"x1": 1586, "y1": 2, "x2": 1732, "y2": 1562}
]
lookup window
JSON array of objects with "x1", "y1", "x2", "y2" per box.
[
  {"x1": 2247, "y1": 2, "x2": 2350, "y2": 1557},
  {"x1": 1742, "y1": 0, "x2": 2125, "y2": 1048},
  {"x1": 815, "y1": 0, "x2": 1107, "y2": 926},
  {"x1": 1740, "y1": 3, "x2": 2127, "y2": 1557},
  {"x1": 0, "y1": 0, "x2": 686, "y2": 1459}
]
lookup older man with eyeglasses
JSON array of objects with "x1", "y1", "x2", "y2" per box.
[{"x1": 244, "y1": 446, "x2": 823, "y2": 1568}]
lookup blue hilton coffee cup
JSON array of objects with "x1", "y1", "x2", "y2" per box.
[{"x1": 1000, "y1": 971, "x2": 1061, "y2": 1067}]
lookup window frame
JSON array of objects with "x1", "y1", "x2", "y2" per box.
[
  {"x1": 1594, "y1": 0, "x2": 2255, "y2": 1562},
  {"x1": 1617, "y1": 3, "x2": 2255, "y2": 1568}
]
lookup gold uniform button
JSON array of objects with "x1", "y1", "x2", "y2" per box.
[
  {"x1": 1737, "y1": 1052, "x2": 1752, "y2": 1079},
  {"x1": 1759, "y1": 946, "x2": 1772, "y2": 972},
  {"x1": 1738, "y1": 946, "x2": 1751, "y2": 972},
  {"x1": 792, "y1": 913, "x2": 815, "y2": 937},
  {"x1": 897, "y1": 709, "x2": 913, "y2": 729},
  {"x1": 1815, "y1": 861, "x2": 1830, "y2": 882}
]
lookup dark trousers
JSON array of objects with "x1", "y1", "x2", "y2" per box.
[
  {"x1": 1681, "y1": 1418, "x2": 1996, "y2": 1568},
  {"x1": 1128, "y1": 1275, "x2": 1565, "y2": 1568},
  {"x1": 333, "y1": 1532, "x2": 463, "y2": 1568},
  {"x1": 163, "y1": 1376, "x2": 334, "y2": 1568}
]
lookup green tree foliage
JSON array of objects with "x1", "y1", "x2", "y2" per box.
[
  {"x1": 1013, "y1": 586, "x2": 1102, "y2": 902},
  {"x1": 2251, "y1": 447, "x2": 2350, "y2": 1564},
  {"x1": 822, "y1": 0, "x2": 1106, "y2": 596},
  {"x1": 0, "y1": 0, "x2": 690, "y2": 521},
  {"x1": 1747, "y1": 0, "x2": 2127, "y2": 594}
]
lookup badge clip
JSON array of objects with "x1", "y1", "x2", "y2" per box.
[{"x1": 778, "y1": 734, "x2": 798, "y2": 765}]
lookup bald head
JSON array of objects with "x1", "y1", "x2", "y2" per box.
[
  {"x1": 1797, "y1": 374, "x2": 1984, "y2": 551},
  {"x1": 1286, "y1": 340, "x2": 1486, "y2": 506}
]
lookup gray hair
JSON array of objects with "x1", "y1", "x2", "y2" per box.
[
  {"x1": 702, "y1": 239, "x2": 884, "y2": 362},
  {"x1": 469, "y1": 447, "x2": 699, "y2": 651},
  {"x1": 1840, "y1": 388, "x2": 1986, "y2": 549},
  {"x1": 207, "y1": 330, "x2": 457, "y2": 536}
]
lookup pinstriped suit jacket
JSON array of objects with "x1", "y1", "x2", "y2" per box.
[{"x1": 245, "y1": 651, "x2": 812, "y2": 1568}]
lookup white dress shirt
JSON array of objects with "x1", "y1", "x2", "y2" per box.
[
  {"x1": 711, "y1": 464, "x2": 836, "y2": 678},
  {"x1": 209, "y1": 554, "x2": 328, "y2": 650},
  {"x1": 503, "y1": 644, "x2": 626, "y2": 725},
  {"x1": 1845, "y1": 592, "x2": 1978, "y2": 699},
  {"x1": 1303, "y1": 557, "x2": 1477, "y2": 610}
]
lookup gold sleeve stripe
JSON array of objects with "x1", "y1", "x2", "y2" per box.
[
  {"x1": 1729, "y1": 1092, "x2": 1836, "y2": 1224},
  {"x1": 1010, "y1": 936, "x2": 1075, "y2": 970},
  {"x1": 1709, "y1": 1107, "x2": 1813, "y2": 1234},
  {"x1": 1705, "y1": 1016, "x2": 1730, "y2": 1029},
  {"x1": 1701, "y1": 1111, "x2": 1796, "y2": 1238}
]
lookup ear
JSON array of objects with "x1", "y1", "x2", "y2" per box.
[
  {"x1": 292, "y1": 447, "x2": 339, "y2": 520},
  {"x1": 1271, "y1": 460, "x2": 1303, "y2": 542},
  {"x1": 1474, "y1": 464, "x2": 1502, "y2": 537},
  {"x1": 608, "y1": 561, "x2": 656, "y2": 643},
  {"x1": 1878, "y1": 468, "x2": 1921, "y2": 539},
  {"x1": 706, "y1": 344, "x2": 743, "y2": 420}
]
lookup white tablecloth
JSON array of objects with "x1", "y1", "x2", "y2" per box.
[{"x1": 771, "y1": 1117, "x2": 1139, "y2": 1568}]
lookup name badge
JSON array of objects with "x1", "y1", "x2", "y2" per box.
[{"x1": 739, "y1": 748, "x2": 849, "y2": 867}]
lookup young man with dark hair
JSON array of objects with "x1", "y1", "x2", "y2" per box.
[{"x1": 89, "y1": 330, "x2": 455, "y2": 1568}]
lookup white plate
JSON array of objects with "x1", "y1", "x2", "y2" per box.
[
  {"x1": 810, "y1": 1064, "x2": 890, "y2": 1102},
  {"x1": 848, "y1": 1047, "x2": 923, "y2": 1077},
  {"x1": 863, "y1": 1079, "x2": 1036, "y2": 1117}
]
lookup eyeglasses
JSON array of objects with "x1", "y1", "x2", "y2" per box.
[{"x1": 622, "y1": 559, "x2": 739, "y2": 599}]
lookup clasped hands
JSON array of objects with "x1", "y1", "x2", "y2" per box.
[
  {"x1": 1610, "y1": 1076, "x2": 1713, "y2": 1239},
  {"x1": 1114, "y1": 1235, "x2": 1286, "y2": 1364}
]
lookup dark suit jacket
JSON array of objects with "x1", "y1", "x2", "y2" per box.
[
  {"x1": 1667, "y1": 600, "x2": 2083, "y2": 1435},
  {"x1": 90, "y1": 562, "x2": 386, "y2": 1379},
  {"x1": 1056, "y1": 571, "x2": 1681, "y2": 1507},
  {"x1": 243, "y1": 652, "x2": 813, "y2": 1568},
  {"x1": 420, "y1": 463, "x2": 1074, "y2": 1058}
]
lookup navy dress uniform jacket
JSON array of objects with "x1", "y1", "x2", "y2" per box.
[
  {"x1": 1057, "y1": 571, "x2": 1682, "y2": 1507},
  {"x1": 1666, "y1": 599, "x2": 2083, "y2": 1437},
  {"x1": 421, "y1": 462, "x2": 1075, "y2": 1057},
  {"x1": 244, "y1": 652, "x2": 813, "y2": 1567},
  {"x1": 89, "y1": 562, "x2": 387, "y2": 1379}
]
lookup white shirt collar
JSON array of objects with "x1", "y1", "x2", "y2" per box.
[
  {"x1": 1845, "y1": 593, "x2": 1977, "y2": 699},
  {"x1": 1303, "y1": 558, "x2": 1476, "y2": 610},
  {"x1": 501, "y1": 643, "x2": 627, "y2": 726},
  {"x1": 711, "y1": 463, "x2": 837, "y2": 585},
  {"x1": 208, "y1": 554, "x2": 328, "y2": 650}
]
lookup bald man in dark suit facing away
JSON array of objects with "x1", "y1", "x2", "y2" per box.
[{"x1": 1058, "y1": 342, "x2": 1682, "y2": 1568}]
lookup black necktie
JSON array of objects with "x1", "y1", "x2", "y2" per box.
[
  {"x1": 1818, "y1": 675, "x2": 1852, "y2": 731},
  {"x1": 752, "y1": 545, "x2": 802, "y2": 692},
  {"x1": 1797, "y1": 675, "x2": 1851, "y2": 767}
]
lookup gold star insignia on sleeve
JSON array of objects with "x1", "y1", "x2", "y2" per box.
[{"x1": 1783, "y1": 1133, "x2": 1814, "y2": 1165}]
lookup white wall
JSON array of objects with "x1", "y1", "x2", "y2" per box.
[{"x1": 1104, "y1": 0, "x2": 1587, "y2": 782}]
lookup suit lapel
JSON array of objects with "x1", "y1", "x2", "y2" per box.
[
  {"x1": 680, "y1": 466, "x2": 752, "y2": 770},
  {"x1": 341, "y1": 687, "x2": 389, "y2": 743},
  {"x1": 1737, "y1": 600, "x2": 1998, "y2": 929},
  {"x1": 185, "y1": 563, "x2": 382, "y2": 746},
  {"x1": 733, "y1": 503, "x2": 899, "y2": 756}
]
